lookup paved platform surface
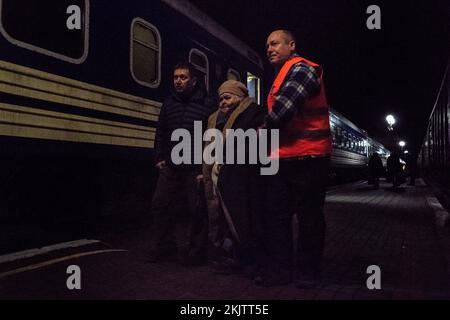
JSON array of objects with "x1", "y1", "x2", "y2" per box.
[{"x1": 1, "y1": 179, "x2": 450, "y2": 300}]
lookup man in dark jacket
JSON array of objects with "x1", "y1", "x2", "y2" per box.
[
  {"x1": 368, "y1": 153, "x2": 383, "y2": 189},
  {"x1": 387, "y1": 152, "x2": 402, "y2": 188},
  {"x1": 149, "y1": 62, "x2": 215, "y2": 265}
]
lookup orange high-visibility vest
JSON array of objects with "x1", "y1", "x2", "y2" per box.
[{"x1": 268, "y1": 56, "x2": 332, "y2": 158}]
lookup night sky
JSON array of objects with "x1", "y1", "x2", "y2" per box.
[{"x1": 190, "y1": 0, "x2": 449, "y2": 156}]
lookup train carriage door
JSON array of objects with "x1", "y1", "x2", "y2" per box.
[
  {"x1": 189, "y1": 49, "x2": 209, "y2": 92},
  {"x1": 247, "y1": 72, "x2": 261, "y2": 105}
]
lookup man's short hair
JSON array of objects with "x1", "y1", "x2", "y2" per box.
[
  {"x1": 279, "y1": 29, "x2": 296, "y2": 45},
  {"x1": 173, "y1": 61, "x2": 198, "y2": 79}
]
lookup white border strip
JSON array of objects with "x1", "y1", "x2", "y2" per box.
[
  {"x1": 0, "y1": 239, "x2": 100, "y2": 264},
  {"x1": 0, "y1": 249, "x2": 126, "y2": 279}
]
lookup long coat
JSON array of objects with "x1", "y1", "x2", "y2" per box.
[{"x1": 203, "y1": 98, "x2": 265, "y2": 248}]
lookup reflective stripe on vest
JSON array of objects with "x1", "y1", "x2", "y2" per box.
[{"x1": 268, "y1": 56, "x2": 332, "y2": 158}]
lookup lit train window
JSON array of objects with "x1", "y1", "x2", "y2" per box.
[
  {"x1": 331, "y1": 131, "x2": 336, "y2": 144},
  {"x1": 336, "y1": 127, "x2": 342, "y2": 145},
  {"x1": 247, "y1": 72, "x2": 261, "y2": 105},
  {"x1": 0, "y1": 0, "x2": 89, "y2": 63},
  {"x1": 131, "y1": 18, "x2": 161, "y2": 88},
  {"x1": 227, "y1": 69, "x2": 241, "y2": 81},
  {"x1": 189, "y1": 49, "x2": 209, "y2": 91},
  {"x1": 343, "y1": 131, "x2": 348, "y2": 148}
]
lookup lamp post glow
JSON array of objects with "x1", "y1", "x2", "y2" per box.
[
  {"x1": 386, "y1": 115, "x2": 396, "y2": 131},
  {"x1": 399, "y1": 141, "x2": 406, "y2": 148}
]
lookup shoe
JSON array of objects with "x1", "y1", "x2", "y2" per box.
[
  {"x1": 210, "y1": 258, "x2": 241, "y2": 274},
  {"x1": 296, "y1": 271, "x2": 321, "y2": 289},
  {"x1": 254, "y1": 268, "x2": 292, "y2": 287},
  {"x1": 241, "y1": 264, "x2": 260, "y2": 280},
  {"x1": 180, "y1": 249, "x2": 207, "y2": 266},
  {"x1": 184, "y1": 255, "x2": 207, "y2": 266}
]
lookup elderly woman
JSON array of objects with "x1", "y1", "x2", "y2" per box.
[{"x1": 203, "y1": 80, "x2": 265, "y2": 276}]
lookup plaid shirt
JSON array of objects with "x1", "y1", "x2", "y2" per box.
[{"x1": 265, "y1": 55, "x2": 321, "y2": 129}]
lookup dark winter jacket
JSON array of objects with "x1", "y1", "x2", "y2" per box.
[
  {"x1": 368, "y1": 154, "x2": 383, "y2": 176},
  {"x1": 154, "y1": 85, "x2": 216, "y2": 172}
]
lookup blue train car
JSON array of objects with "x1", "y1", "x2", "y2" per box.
[
  {"x1": 0, "y1": 0, "x2": 391, "y2": 250},
  {"x1": 0, "y1": 0, "x2": 264, "y2": 233},
  {"x1": 329, "y1": 108, "x2": 390, "y2": 182}
]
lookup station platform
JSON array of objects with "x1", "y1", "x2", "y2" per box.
[{"x1": 1, "y1": 178, "x2": 450, "y2": 300}]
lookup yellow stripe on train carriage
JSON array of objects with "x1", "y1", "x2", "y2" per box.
[
  {"x1": 0, "y1": 102, "x2": 155, "y2": 148},
  {"x1": 0, "y1": 60, "x2": 162, "y2": 122}
]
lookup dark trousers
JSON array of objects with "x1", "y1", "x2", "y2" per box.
[
  {"x1": 150, "y1": 165, "x2": 208, "y2": 257},
  {"x1": 262, "y1": 157, "x2": 329, "y2": 273},
  {"x1": 390, "y1": 171, "x2": 401, "y2": 188},
  {"x1": 369, "y1": 173, "x2": 380, "y2": 188}
]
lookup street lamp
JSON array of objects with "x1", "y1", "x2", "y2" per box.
[
  {"x1": 399, "y1": 141, "x2": 406, "y2": 149},
  {"x1": 386, "y1": 115, "x2": 396, "y2": 131}
]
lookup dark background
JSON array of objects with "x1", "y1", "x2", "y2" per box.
[{"x1": 190, "y1": 0, "x2": 449, "y2": 156}]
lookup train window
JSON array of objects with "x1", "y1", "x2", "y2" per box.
[
  {"x1": 131, "y1": 18, "x2": 161, "y2": 88},
  {"x1": 341, "y1": 131, "x2": 346, "y2": 148},
  {"x1": 0, "y1": 0, "x2": 89, "y2": 63},
  {"x1": 336, "y1": 127, "x2": 342, "y2": 145},
  {"x1": 330, "y1": 123, "x2": 335, "y2": 143},
  {"x1": 227, "y1": 69, "x2": 241, "y2": 81},
  {"x1": 247, "y1": 72, "x2": 261, "y2": 105},
  {"x1": 331, "y1": 131, "x2": 336, "y2": 144},
  {"x1": 189, "y1": 49, "x2": 209, "y2": 91}
]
